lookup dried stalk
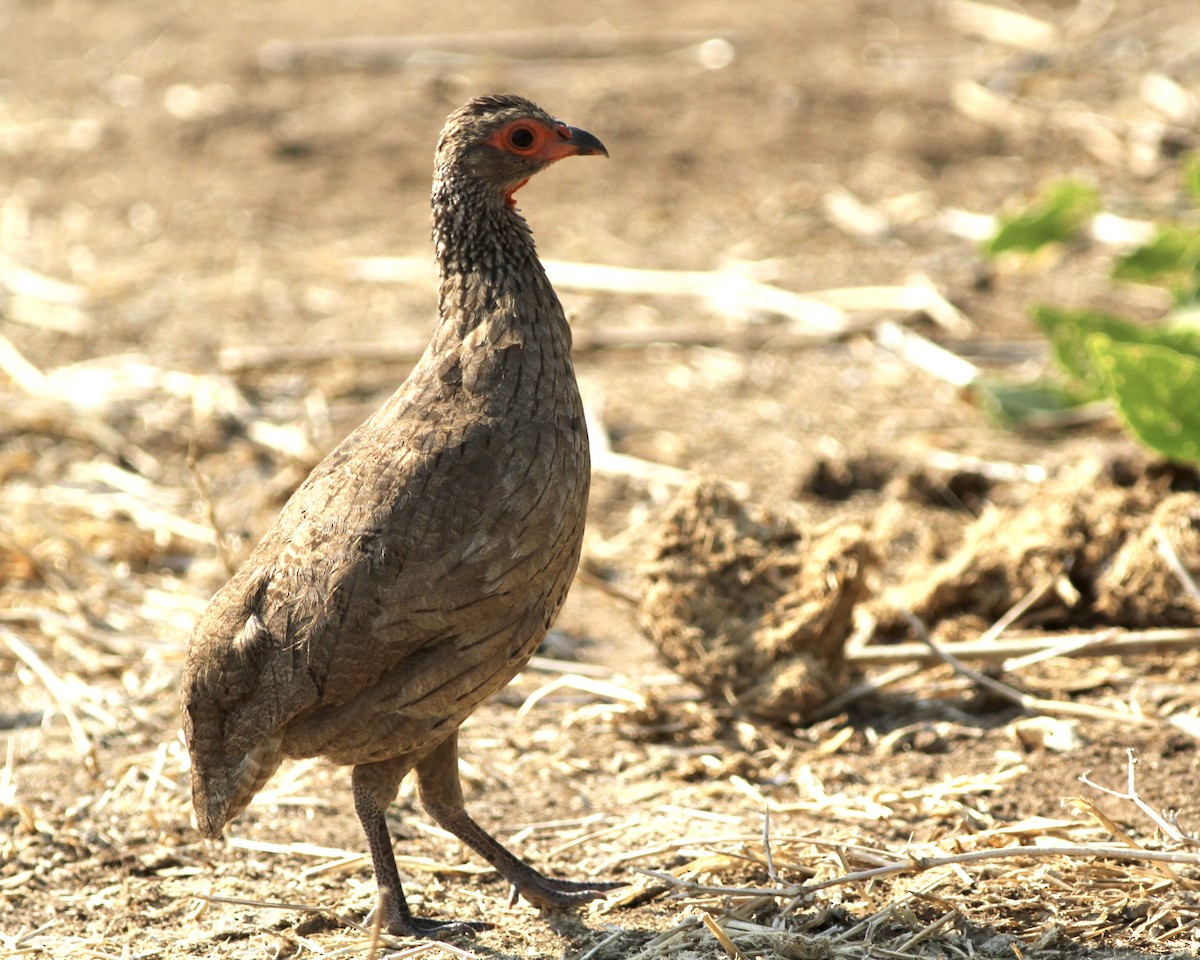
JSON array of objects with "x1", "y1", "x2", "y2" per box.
[
  {"x1": 849, "y1": 626, "x2": 1200, "y2": 666},
  {"x1": 1081, "y1": 749, "x2": 1200, "y2": 848},
  {"x1": 1, "y1": 626, "x2": 97, "y2": 774},
  {"x1": 902, "y1": 612, "x2": 1152, "y2": 725},
  {"x1": 641, "y1": 841, "x2": 1200, "y2": 904}
]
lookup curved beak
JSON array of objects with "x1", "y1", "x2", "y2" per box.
[{"x1": 560, "y1": 124, "x2": 608, "y2": 158}]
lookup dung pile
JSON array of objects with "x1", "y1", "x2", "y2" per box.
[
  {"x1": 639, "y1": 479, "x2": 874, "y2": 725},
  {"x1": 1094, "y1": 492, "x2": 1200, "y2": 628},
  {"x1": 639, "y1": 461, "x2": 1200, "y2": 725},
  {"x1": 870, "y1": 460, "x2": 1200, "y2": 642}
]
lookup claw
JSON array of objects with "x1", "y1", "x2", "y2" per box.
[
  {"x1": 365, "y1": 898, "x2": 490, "y2": 940},
  {"x1": 514, "y1": 875, "x2": 627, "y2": 911}
]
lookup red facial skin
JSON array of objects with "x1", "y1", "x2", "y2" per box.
[{"x1": 485, "y1": 119, "x2": 607, "y2": 206}]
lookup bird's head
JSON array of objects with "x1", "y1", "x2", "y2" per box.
[{"x1": 435, "y1": 94, "x2": 608, "y2": 207}]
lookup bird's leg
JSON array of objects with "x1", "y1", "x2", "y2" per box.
[
  {"x1": 415, "y1": 732, "x2": 623, "y2": 911},
  {"x1": 351, "y1": 759, "x2": 488, "y2": 939}
]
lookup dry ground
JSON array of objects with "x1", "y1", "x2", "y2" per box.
[{"x1": 4, "y1": 1, "x2": 1200, "y2": 958}]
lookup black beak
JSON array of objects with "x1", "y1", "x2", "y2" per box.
[{"x1": 562, "y1": 124, "x2": 608, "y2": 158}]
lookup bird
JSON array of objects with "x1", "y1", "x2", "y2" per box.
[{"x1": 181, "y1": 94, "x2": 612, "y2": 939}]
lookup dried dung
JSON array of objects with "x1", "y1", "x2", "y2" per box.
[
  {"x1": 639, "y1": 479, "x2": 874, "y2": 724},
  {"x1": 1094, "y1": 491, "x2": 1200, "y2": 628},
  {"x1": 871, "y1": 464, "x2": 1154, "y2": 642}
]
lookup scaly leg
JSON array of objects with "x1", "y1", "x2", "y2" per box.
[
  {"x1": 414, "y1": 732, "x2": 624, "y2": 910},
  {"x1": 351, "y1": 758, "x2": 488, "y2": 939}
]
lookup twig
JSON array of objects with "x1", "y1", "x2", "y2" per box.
[
  {"x1": 923, "y1": 448, "x2": 1047, "y2": 483},
  {"x1": 1153, "y1": 524, "x2": 1200, "y2": 607},
  {"x1": 0, "y1": 919, "x2": 58, "y2": 950},
  {"x1": 223, "y1": 838, "x2": 364, "y2": 859},
  {"x1": 875, "y1": 319, "x2": 980, "y2": 387},
  {"x1": 977, "y1": 571, "x2": 1059, "y2": 644},
  {"x1": 808, "y1": 662, "x2": 927, "y2": 719},
  {"x1": 197, "y1": 891, "x2": 478, "y2": 957},
  {"x1": 366, "y1": 888, "x2": 385, "y2": 960},
  {"x1": 573, "y1": 929, "x2": 627, "y2": 960},
  {"x1": 944, "y1": 0, "x2": 1059, "y2": 51},
  {"x1": 815, "y1": 277, "x2": 971, "y2": 335},
  {"x1": 351, "y1": 255, "x2": 852, "y2": 331},
  {"x1": 762, "y1": 810, "x2": 778, "y2": 883},
  {"x1": 902, "y1": 612, "x2": 1152, "y2": 724},
  {"x1": 640, "y1": 841, "x2": 1200, "y2": 907},
  {"x1": 1080, "y1": 749, "x2": 1200, "y2": 847},
  {"x1": 526, "y1": 653, "x2": 621, "y2": 678},
  {"x1": 224, "y1": 836, "x2": 489, "y2": 875},
  {"x1": 574, "y1": 564, "x2": 641, "y2": 607},
  {"x1": 196, "y1": 893, "x2": 370, "y2": 933},
  {"x1": 0, "y1": 396, "x2": 162, "y2": 478},
  {"x1": 219, "y1": 322, "x2": 863, "y2": 373},
  {"x1": 801, "y1": 843, "x2": 1200, "y2": 895},
  {"x1": 895, "y1": 909, "x2": 959, "y2": 954},
  {"x1": 515, "y1": 674, "x2": 646, "y2": 723},
  {"x1": 218, "y1": 337, "x2": 429, "y2": 372},
  {"x1": 848, "y1": 626, "x2": 1200, "y2": 666},
  {"x1": 259, "y1": 27, "x2": 733, "y2": 71},
  {"x1": 547, "y1": 263, "x2": 966, "y2": 333},
  {"x1": 0, "y1": 625, "x2": 98, "y2": 775},
  {"x1": 624, "y1": 916, "x2": 702, "y2": 960},
  {"x1": 584, "y1": 399, "x2": 697, "y2": 491},
  {"x1": 0, "y1": 254, "x2": 88, "y2": 307},
  {"x1": 228, "y1": 264, "x2": 971, "y2": 369},
  {"x1": 700, "y1": 911, "x2": 748, "y2": 960},
  {"x1": 952, "y1": 78, "x2": 1033, "y2": 134},
  {"x1": 1001, "y1": 629, "x2": 1121, "y2": 672},
  {"x1": 551, "y1": 262, "x2": 849, "y2": 330},
  {"x1": 823, "y1": 187, "x2": 890, "y2": 241},
  {"x1": 0, "y1": 331, "x2": 52, "y2": 394},
  {"x1": 0, "y1": 525, "x2": 87, "y2": 622},
  {"x1": 829, "y1": 900, "x2": 904, "y2": 944},
  {"x1": 390, "y1": 941, "x2": 479, "y2": 959}
]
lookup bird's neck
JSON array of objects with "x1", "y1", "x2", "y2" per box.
[{"x1": 430, "y1": 176, "x2": 558, "y2": 340}]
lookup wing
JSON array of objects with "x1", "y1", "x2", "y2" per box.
[{"x1": 182, "y1": 381, "x2": 583, "y2": 774}]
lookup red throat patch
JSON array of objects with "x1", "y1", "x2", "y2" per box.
[{"x1": 504, "y1": 178, "x2": 530, "y2": 207}]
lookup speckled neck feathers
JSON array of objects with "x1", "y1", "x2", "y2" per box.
[{"x1": 430, "y1": 175, "x2": 558, "y2": 339}]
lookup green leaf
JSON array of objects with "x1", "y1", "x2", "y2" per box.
[
  {"x1": 1184, "y1": 154, "x2": 1200, "y2": 205},
  {"x1": 1033, "y1": 305, "x2": 1200, "y2": 395},
  {"x1": 984, "y1": 180, "x2": 1100, "y2": 256},
  {"x1": 1087, "y1": 337, "x2": 1200, "y2": 463},
  {"x1": 1112, "y1": 224, "x2": 1200, "y2": 301},
  {"x1": 971, "y1": 378, "x2": 1094, "y2": 429}
]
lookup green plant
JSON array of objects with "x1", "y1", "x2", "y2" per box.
[
  {"x1": 984, "y1": 179, "x2": 1100, "y2": 257},
  {"x1": 981, "y1": 159, "x2": 1200, "y2": 463}
]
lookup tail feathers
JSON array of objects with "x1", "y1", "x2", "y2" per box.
[{"x1": 190, "y1": 739, "x2": 283, "y2": 838}]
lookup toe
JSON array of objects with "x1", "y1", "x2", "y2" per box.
[{"x1": 516, "y1": 876, "x2": 625, "y2": 911}]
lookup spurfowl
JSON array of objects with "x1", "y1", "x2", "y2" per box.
[{"x1": 182, "y1": 95, "x2": 611, "y2": 938}]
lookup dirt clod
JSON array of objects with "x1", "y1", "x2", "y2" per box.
[
  {"x1": 1095, "y1": 492, "x2": 1200, "y2": 628},
  {"x1": 640, "y1": 479, "x2": 873, "y2": 724},
  {"x1": 872, "y1": 463, "x2": 1173, "y2": 643}
]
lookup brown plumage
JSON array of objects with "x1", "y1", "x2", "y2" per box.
[{"x1": 181, "y1": 94, "x2": 611, "y2": 938}]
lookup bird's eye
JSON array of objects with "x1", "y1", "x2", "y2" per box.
[{"x1": 508, "y1": 126, "x2": 536, "y2": 149}]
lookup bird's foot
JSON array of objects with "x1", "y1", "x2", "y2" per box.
[
  {"x1": 364, "y1": 901, "x2": 490, "y2": 940},
  {"x1": 508, "y1": 875, "x2": 626, "y2": 911}
]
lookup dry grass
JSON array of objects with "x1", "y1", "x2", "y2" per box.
[
  {"x1": 5, "y1": 297, "x2": 1200, "y2": 959},
  {"x1": 5, "y1": 421, "x2": 1200, "y2": 958}
]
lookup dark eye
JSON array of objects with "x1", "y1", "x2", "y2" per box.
[{"x1": 509, "y1": 126, "x2": 535, "y2": 149}]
